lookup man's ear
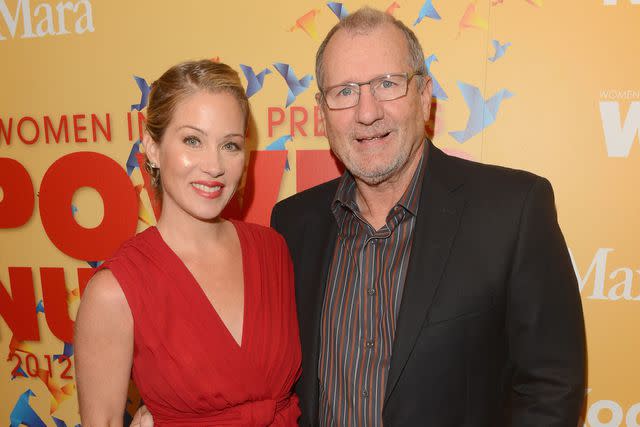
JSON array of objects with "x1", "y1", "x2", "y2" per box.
[
  {"x1": 315, "y1": 92, "x2": 327, "y2": 133},
  {"x1": 142, "y1": 133, "x2": 160, "y2": 167},
  {"x1": 315, "y1": 92, "x2": 325, "y2": 113},
  {"x1": 420, "y1": 77, "x2": 434, "y2": 122}
]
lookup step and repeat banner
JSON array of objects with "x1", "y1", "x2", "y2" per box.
[{"x1": 1, "y1": 0, "x2": 638, "y2": 426}]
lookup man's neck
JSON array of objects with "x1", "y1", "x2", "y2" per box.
[{"x1": 354, "y1": 145, "x2": 424, "y2": 230}]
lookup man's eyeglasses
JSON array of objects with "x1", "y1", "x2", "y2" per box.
[{"x1": 320, "y1": 71, "x2": 423, "y2": 110}]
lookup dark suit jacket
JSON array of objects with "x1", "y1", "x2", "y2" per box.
[{"x1": 271, "y1": 142, "x2": 586, "y2": 427}]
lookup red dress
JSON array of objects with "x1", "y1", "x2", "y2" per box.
[{"x1": 98, "y1": 221, "x2": 301, "y2": 426}]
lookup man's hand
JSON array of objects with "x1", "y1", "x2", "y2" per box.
[{"x1": 131, "y1": 405, "x2": 153, "y2": 427}]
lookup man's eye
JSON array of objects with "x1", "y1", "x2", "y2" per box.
[
  {"x1": 337, "y1": 87, "x2": 355, "y2": 97},
  {"x1": 380, "y1": 80, "x2": 397, "y2": 89},
  {"x1": 184, "y1": 136, "x2": 200, "y2": 146}
]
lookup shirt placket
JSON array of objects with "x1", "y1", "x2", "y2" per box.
[
  {"x1": 358, "y1": 222, "x2": 392, "y2": 427},
  {"x1": 362, "y1": 230, "x2": 377, "y2": 426}
]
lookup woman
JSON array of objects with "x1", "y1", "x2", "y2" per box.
[{"x1": 75, "y1": 60, "x2": 301, "y2": 426}]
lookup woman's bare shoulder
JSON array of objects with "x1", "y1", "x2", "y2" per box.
[{"x1": 79, "y1": 269, "x2": 131, "y2": 320}]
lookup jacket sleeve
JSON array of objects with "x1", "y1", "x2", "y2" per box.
[
  {"x1": 506, "y1": 177, "x2": 586, "y2": 426},
  {"x1": 270, "y1": 202, "x2": 283, "y2": 233}
]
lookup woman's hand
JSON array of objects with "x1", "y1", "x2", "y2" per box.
[{"x1": 131, "y1": 405, "x2": 154, "y2": 427}]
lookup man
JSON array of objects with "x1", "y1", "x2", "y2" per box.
[
  {"x1": 134, "y1": 7, "x2": 585, "y2": 427},
  {"x1": 270, "y1": 7, "x2": 585, "y2": 427}
]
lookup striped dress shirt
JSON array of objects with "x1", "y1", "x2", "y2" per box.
[{"x1": 318, "y1": 151, "x2": 426, "y2": 426}]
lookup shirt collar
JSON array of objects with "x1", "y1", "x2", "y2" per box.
[{"x1": 332, "y1": 142, "x2": 428, "y2": 219}]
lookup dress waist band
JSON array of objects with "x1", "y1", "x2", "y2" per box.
[{"x1": 154, "y1": 393, "x2": 294, "y2": 426}]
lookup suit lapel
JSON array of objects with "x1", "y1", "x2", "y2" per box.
[
  {"x1": 297, "y1": 184, "x2": 339, "y2": 427},
  {"x1": 384, "y1": 144, "x2": 466, "y2": 406}
]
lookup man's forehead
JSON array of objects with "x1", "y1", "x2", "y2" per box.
[
  {"x1": 326, "y1": 23, "x2": 406, "y2": 54},
  {"x1": 322, "y1": 24, "x2": 411, "y2": 85}
]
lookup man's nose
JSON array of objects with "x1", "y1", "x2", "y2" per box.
[{"x1": 356, "y1": 85, "x2": 384, "y2": 125}]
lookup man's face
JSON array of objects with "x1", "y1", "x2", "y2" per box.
[{"x1": 317, "y1": 23, "x2": 432, "y2": 186}]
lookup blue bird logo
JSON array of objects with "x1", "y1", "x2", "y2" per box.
[
  {"x1": 273, "y1": 63, "x2": 313, "y2": 107},
  {"x1": 240, "y1": 64, "x2": 272, "y2": 98}
]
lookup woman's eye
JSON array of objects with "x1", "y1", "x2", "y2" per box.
[
  {"x1": 222, "y1": 141, "x2": 241, "y2": 151},
  {"x1": 183, "y1": 136, "x2": 200, "y2": 146}
]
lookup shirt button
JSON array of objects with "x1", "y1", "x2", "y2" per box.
[
  {"x1": 362, "y1": 390, "x2": 369, "y2": 398},
  {"x1": 365, "y1": 340, "x2": 375, "y2": 349},
  {"x1": 367, "y1": 288, "x2": 376, "y2": 296}
]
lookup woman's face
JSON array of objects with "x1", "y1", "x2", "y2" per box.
[{"x1": 146, "y1": 90, "x2": 246, "y2": 223}]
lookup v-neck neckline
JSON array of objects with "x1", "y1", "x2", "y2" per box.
[{"x1": 149, "y1": 220, "x2": 248, "y2": 350}]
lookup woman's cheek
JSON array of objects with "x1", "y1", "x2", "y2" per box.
[{"x1": 179, "y1": 152, "x2": 195, "y2": 169}]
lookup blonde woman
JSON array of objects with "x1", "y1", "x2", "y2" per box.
[{"x1": 75, "y1": 60, "x2": 301, "y2": 426}]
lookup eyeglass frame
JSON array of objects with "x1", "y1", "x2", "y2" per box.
[{"x1": 318, "y1": 71, "x2": 426, "y2": 110}]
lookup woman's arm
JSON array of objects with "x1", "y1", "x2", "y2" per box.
[{"x1": 75, "y1": 269, "x2": 134, "y2": 427}]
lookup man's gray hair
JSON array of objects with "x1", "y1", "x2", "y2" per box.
[{"x1": 315, "y1": 7, "x2": 427, "y2": 90}]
